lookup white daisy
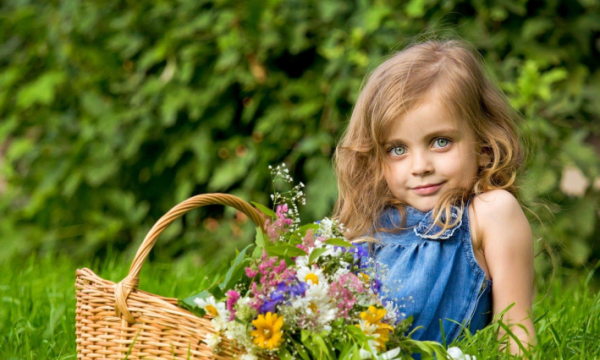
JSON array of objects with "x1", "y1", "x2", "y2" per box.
[
  {"x1": 304, "y1": 282, "x2": 330, "y2": 306},
  {"x1": 290, "y1": 294, "x2": 311, "y2": 310},
  {"x1": 194, "y1": 296, "x2": 230, "y2": 321},
  {"x1": 296, "y1": 265, "x2": 326, "y2": 286},
  {"x1": 295, "y1": 255, "x2": 309, "y2": 268}
]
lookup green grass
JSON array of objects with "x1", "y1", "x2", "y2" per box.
[
  {"x1": 0, "y1": 252, "x2": 221, "y2": 360},
  {"x1": 0, "y1": 253, "x2": 599, "y2": 359},
  {"x1": 450, "y1": 266, "x2": 600, "y2": 359}
]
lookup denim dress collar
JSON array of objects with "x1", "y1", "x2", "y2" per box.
[{"x1": 377, "y1": 204, "x2": 464, "y2": 240}]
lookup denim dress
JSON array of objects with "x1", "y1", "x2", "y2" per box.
[{"x1": 359, "y1": 196, "x2": 493, "y2": 346}]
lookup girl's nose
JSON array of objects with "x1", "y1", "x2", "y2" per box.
[{"x1": 411, "y1": 151, "x2": 434, "y2": 176}]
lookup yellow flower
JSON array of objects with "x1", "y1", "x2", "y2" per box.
[
  {"x1": 373, "y1": 323, "x2": 394, "y2": 351},
  {"x1": 360, "y1": 305, "x2": 386, "y2": 324},
  {"x1": 250, "y1": 312, "x2": 284, "y2": 350},
  {"x1": 358, "y1": 306, "x2": 394, "y2": 351}
]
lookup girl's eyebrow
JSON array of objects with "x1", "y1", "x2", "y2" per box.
[{"x1": 383, "y1": 128, "x2": 460, "y2": 147}]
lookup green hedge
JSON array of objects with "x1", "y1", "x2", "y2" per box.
[{"x1": 1, "y1": 0, "x2": 599, "y2": 272}]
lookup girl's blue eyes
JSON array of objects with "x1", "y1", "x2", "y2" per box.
[
  {"x1": 388, "y1": 138, "x2": 451, "y2": 156},
  {"x1": 391, "y1": 147, "x2": 406, "y2": 156},
  {"x1": 435, "y1": 138, "x2": 449, "y2": 148}
]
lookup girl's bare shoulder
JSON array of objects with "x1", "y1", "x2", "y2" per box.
[
  {"x1": 469, "y1": 189, "x2": 532, "y2": 254},
  {"x1": 470, "y1": 189, "x2": 522, "y2": 218}
]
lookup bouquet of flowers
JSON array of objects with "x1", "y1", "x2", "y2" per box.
[{"x1": 180, "y1": 164, "x2": 466, "y2": 360}]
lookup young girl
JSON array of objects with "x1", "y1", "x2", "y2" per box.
[{"x1": 333, "y1": 39, "x2": 535, "y2": 356}]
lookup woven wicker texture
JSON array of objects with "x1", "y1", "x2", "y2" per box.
[{"x1": 75, "y1": 193, "x2": 274, "y2": 360}]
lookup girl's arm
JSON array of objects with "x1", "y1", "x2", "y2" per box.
[{"x1": 473, "y1": 189, "x2": 536, "y2": 356}]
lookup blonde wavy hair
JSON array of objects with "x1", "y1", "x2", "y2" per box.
[{"x1": 333, "y1": 38, "x2": 525, "y2": 245}]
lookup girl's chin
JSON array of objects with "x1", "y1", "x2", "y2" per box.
[{"x1": 407, "y1": 198, "x2": 439, "y2": 212}]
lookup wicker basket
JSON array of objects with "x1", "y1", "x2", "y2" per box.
[{"x1": 75, "y1": 193, "x2": 272, "y2": 360}]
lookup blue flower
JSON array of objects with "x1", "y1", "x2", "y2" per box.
[
  {"x1": 336, "y1": 244, "x2": 370, "y2": 270},
  {"x1": 282, "y1": 280, "x2": 308, "y2": 298},
  {"x1": 259, "y1": 280, "x2": 308, "y2": 314},
  {"x1": 260, "y1": 298, "x2": 280, "y2": 314},
  {"x1": 371, "y1": 277, "x2": 382, "y2": 295},
  {"x1": 353, "y1": 245, "x2": 369, "y2": 268}
]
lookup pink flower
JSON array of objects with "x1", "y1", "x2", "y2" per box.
[
  {"x1": 226, "y1": 290, "x2": 240, "y2": 321},
  {"x1": 329, "y1": 273, "x2": 364, "y2": 318},
  {"x1": 245, "y1": 267, "x2": 258, "y2": 278},
  {"x1": 302, "y1": 229, "x2": 315, "y2": 248},
  {"x1": 264, "y1": 219, "x2": 279, "y2": 241},
  {"x1": 316, "y1": 235, "x2": 327, "y2": 243},
  {"x1": 264, "y1": 204, "x2": 294, "y2": 242},
  {"x1": 296, "y1": 244, "x2": 308, "y2": 253},
  {"x1": 248, "y1": 251, "x2": 297, "y2": 311},
  {"x1": 340, "y1": 272, "x2": 364, "y2": 293}
]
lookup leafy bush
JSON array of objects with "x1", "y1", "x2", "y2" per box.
[{"x1": 0, "y1": 0, "x2": 599, "y2": 272}]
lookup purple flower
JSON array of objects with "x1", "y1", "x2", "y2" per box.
[
  {"x1": 371, "y1": 277, "x2": 382, "y2": 295},
  {"x1": 285, "y1": 280, "x2": 308, "y2": 297},
  {"x1": 258, "y1": 280, "x2": 308, "y2": 314},
  {"x1": 335, "y1": 244, "x2": 370, "y2": 270},
  {"x1": 354, "y1": 244, "x2": 368, "y2": 259},
  {"x1": 260, "y1": 295, "x2": 284, "y2": 314}
]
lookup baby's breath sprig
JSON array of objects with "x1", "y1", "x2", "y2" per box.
[{"x1": 267, "y1": 163, "x2": 306, "y2": 232}]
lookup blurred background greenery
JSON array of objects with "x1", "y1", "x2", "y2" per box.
[{"x1": 0, "y1": 0, "x2": 599, "y2": 282}]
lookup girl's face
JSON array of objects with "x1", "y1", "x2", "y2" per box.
[{"x1": 381, "y1": 100, "x2": 480, "y2": 212}]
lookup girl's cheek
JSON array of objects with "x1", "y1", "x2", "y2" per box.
[{"x1": 385, "y1": 166, "x2": 406, "y2": 184}]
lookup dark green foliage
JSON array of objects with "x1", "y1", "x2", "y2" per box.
[{"x1": 0, "y1": 0, "x2": 599, "y2": 273}]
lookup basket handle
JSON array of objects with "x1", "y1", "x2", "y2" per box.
[{"x1": 114, "y1": 193, "x2": 267, "y2": 324}]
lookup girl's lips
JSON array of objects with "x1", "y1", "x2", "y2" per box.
[{"x1": 412, "y1": 182, "x2": 444, "y2": 195}]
